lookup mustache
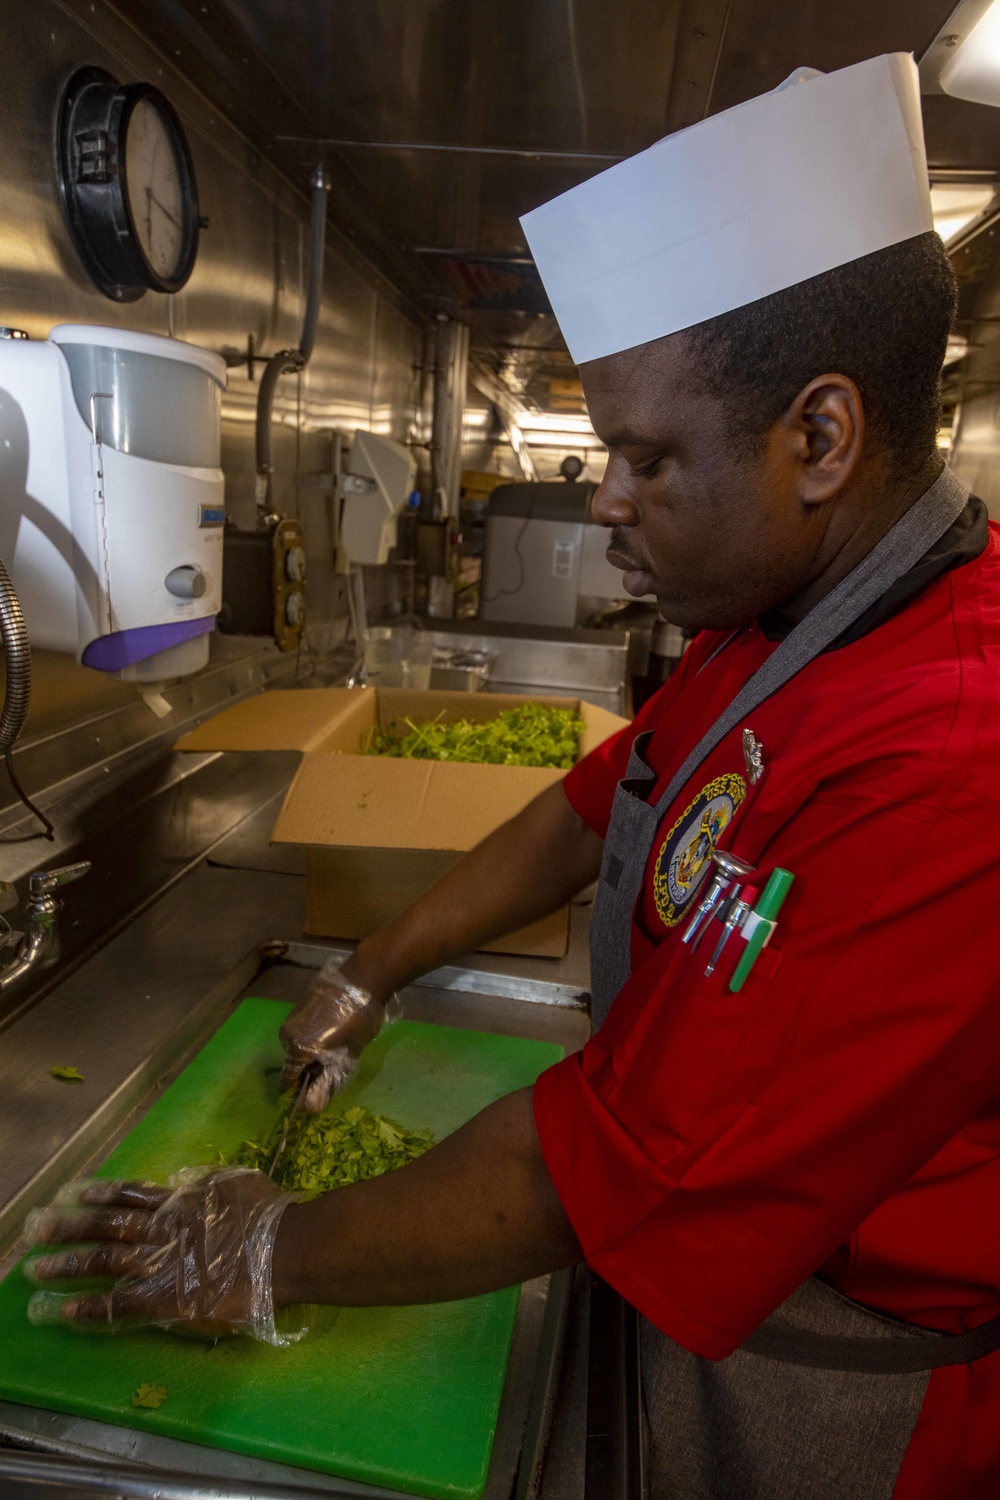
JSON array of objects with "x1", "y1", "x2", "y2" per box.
[{"x1": 606, "y1": 527, "x2": 651, "y2": 572}]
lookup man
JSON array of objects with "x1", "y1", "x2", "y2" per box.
[{"x1": 26, "y1": 54, "x2": 1000, "y2": 1498}]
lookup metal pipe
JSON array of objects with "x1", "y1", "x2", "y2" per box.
[
  {"x1": 255, "y1": 169, "x2": 330, "y2": 522},
  {"x1": 0, "y1": 925, "x2": 47, "y2": 995},
  {"x1": 413, "y1": 248, "x2": 536, "y2": 267},
  {"x1": 273, "y1": 137, "x2": 623, "y2": 163},
  {"x1": 429, "y1": 316, "x2": 470, "y2": 519},
  {"x1": 297, "y1": 170, "x2": 328, "y2": 366}
]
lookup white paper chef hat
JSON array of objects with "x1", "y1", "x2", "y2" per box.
[{"x1": 520, "y1": 54, "x2": 933, "y2": 366}]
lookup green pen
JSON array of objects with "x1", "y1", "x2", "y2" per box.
[{"x1": 728, "y1": 867, "x2": 795, "y2": 993}]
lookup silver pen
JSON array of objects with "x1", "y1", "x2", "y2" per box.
[
  {"x1": 682, "y1": 850, "x2": 756, "y2": 948},
  {"x1": 704, "y1": 884, "x2": 760, "y2": 977}
]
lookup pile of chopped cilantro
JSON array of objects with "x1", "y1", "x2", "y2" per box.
[
  {"x1": 222, "y1": 1104, "x2": 434, "y2": 1200},
  {"x1": 365, "y1": 704, "x2": 584, "y2": 770}
]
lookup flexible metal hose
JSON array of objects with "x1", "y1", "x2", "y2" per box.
[
  {"x1": 0, "y1": 554, "x2": 30, "y2": 755},
  {"x1": 255, "y1": 171, "x2": 330, "y2": 513},
  {"x1": 0, "y1": 554, "x2": 53, "y2": 837},
  {"x1": 254, "y1": 346, "x2": 300, "y2": 479}
]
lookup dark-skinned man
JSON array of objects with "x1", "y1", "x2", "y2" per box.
[{"x1": 26, "y1": 54, "x2": 1000, "y2": 1500}]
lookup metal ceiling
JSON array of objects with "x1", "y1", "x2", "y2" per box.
[{"x1": 122, "y1": 0, "x2": 1000, "y2": 389}]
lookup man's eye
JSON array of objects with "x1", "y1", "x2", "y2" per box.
[{"x1": 632, "y1": 456, "x2": 663, "y2": 480}]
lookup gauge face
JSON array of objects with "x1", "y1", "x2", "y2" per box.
[{"x1": 125, "y1": 97, "x2": 188, "y2": 281}]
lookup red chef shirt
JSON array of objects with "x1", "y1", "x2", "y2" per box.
[{"x1": 534, "y1": 522, "x2": 1000, "y2": 1499}]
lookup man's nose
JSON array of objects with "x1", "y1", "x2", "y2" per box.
[{"x1": 590, "y1": 458, "x2": 640, "y2": 528}]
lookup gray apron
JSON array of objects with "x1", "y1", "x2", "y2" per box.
[{"x1": 588, "y1": 466, "x2": 971, "y2": 1500}]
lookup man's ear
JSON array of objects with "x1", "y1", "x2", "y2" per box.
[{"x1": 777, "y1": 374, "x2": 865, "y2": 505}]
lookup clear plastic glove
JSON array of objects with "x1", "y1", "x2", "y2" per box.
[
  {"x1": 279, "y1": 958, "x2": 395, "y2": 1113},
  {"x1": 23, "y1": 1168, "x2": 298, "y2": 1344}
]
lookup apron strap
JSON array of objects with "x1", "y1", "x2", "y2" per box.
[
  {"x1": 645, "y1": 464, "x2": 970, "y2": 825},
  {"x1": 742, "y1": 1305, "x2": 1000, "y2": 1373}
]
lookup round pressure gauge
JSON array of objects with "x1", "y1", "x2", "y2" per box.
[
  {"x1": 285, "y1": 545, "x2": 306, "y2": 583},
  {"x1": 285, "y1": 590, "x2": 305, "y2": 628},
  {"x1": 57, "y1": 67, "x2": 202, "y2": 302}
]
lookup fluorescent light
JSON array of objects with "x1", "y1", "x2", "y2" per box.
[
  {"x1": 930, "y1": 183, "x2": 995, "y2": 245},
  {"x1": 520, "y1": 431, "x2": 607, "y2": 450},
  {"x1": 512, "y1": 409, "x2": 606, "y2": 451},
  {"x1": 515, "y1": 411, "x2": 597, "y2": 434},
  {"x1": 941, "y1": 0, "x2": 1000, "y2": 104}
]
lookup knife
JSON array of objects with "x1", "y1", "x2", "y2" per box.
[{"x1": 267, "y1": 1061, "x2": 322, "y2": 1180}]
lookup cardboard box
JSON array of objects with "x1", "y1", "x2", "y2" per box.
[{"x1": 178, "y1": 686, "x2": 628, "y2": 957}]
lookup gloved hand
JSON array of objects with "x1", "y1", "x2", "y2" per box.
[
  {"x1": 23, "y1": 1168, "x2": 299, "y2": 1343},
  {"x1": 279, "y1": 957, "x2": 394, "y2": 1113}
]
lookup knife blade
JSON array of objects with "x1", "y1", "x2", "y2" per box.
[{"x1": 267, "y1": 1061, "x2": 322, "y2": 1180}]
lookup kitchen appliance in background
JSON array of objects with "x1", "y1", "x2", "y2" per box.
[
  {"x1": 480, "y1": 472, "x2": 648, "y2": 629},
  {"x1": 337, "y1": 429, "x2": 416, "y2": 568},
  {"x1": 335, "y1": 429, "x2": 419, "y2": 680},
  {"x1": 0, "y1": 324, "x2": 226, "y2": 684}
]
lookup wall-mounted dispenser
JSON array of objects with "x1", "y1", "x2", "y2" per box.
[
  {"x1": 0, "y1": 324, "x2": 226, "y2": 682},
  {"x1": 337, "y1": 429, "x2": 416, "y2": 567}
]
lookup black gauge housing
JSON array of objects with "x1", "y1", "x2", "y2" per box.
[{"x1": 56, "y1": 66, "x2": 201, "y2": 302}]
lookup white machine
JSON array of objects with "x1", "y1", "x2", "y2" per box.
[
  {"x1": 480, "y1": 479, "x2": 650, "y2": 628},
  {"x1": 338, "y1": 429, "x2": 416, "y2": 567},
  {"x1": 0, "y1": 324, "x2": 226, "y2": 682}
]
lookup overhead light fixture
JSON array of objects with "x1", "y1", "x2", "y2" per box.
[
  {"x1": 941, "y1": 0, "x2": 1000, "y2": 102},
  {"x1": 515, "y1": 411, "x2": 596, "y2": 434},
  {"x1": 930, "y1": 182, "x2": 996, "y2": 243},
  {"x1": 921, "y1": 0, "x2": 1000, "y2": 105},
  {"x1": 513, "y1": 410, "x2": 606, "y2": 450}
]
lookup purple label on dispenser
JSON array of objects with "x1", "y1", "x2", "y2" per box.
[{"x1": 82, "y1": 616, "x2": 215, "y2": 672}]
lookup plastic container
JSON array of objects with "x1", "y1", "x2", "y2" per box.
[
  {"x1": 364, "y1": 627, "x2": 434, "y2": 689},
  {"x1": 402, "y1": 631, "x2": 433, "y2": 690}
]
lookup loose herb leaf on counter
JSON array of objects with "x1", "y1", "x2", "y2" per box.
[
  {"x1": 131, "y1": 1383, "x2": 168, "y2": 1409},
  {"x1": 220, "y1": 1104, "x2": 435, "y2": 1200},
  {"x1": 365, "y1": 704, "x2": 584, "y2": 770},
  {"x1": 50, "y1": 1066, "x2": 84, "y2": 1083}
]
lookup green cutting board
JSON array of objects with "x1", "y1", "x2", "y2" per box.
[{"x1": 0, "y1": 998, "x2": 563, "y2": 1499}]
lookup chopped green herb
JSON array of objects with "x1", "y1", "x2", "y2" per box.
[
  {"x1": 50, "y1": 1066, "x2": 84, "y2": 1083},
  {"x1": 131, "y1": 1383, "x2": 168, "y2": 1409},
  {"x1": 365, "y1": 704, "x2": 584, "y2": 770},
  {"x1": 220, "y1": 1104, "x2": 434, "y2": 1200}
]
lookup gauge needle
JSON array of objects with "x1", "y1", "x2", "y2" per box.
[{"x1": 145, "y1": 186, "x2": 182, "y2": 231}]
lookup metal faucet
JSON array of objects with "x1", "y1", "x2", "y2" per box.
[{"x1": 0, "y1": 861, "x2": 90, "y2": 996}]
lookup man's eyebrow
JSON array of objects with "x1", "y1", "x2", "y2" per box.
[{"x1": 601, "y1": 427, "x2": 660, "y2": 450}]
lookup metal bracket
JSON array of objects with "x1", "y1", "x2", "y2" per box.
[
  {"x1": 918, "y1": 0, "x2": 996, "y2": 93},
  {"x1": 74, "y1": 128, "x2": 110, "y2": 183}
]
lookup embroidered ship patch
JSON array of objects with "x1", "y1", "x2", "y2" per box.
[{"x1": 652, "y1": 773, "x2": 747, "y2": 928}]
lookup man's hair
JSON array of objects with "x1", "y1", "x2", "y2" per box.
[{"x1": 684, "y1": 231, "x2": 957, "y2": 479}]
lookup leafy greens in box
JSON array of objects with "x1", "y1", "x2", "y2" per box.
[{"x1": 364, "y1": 704, "x2": 585, "y2": 769}]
